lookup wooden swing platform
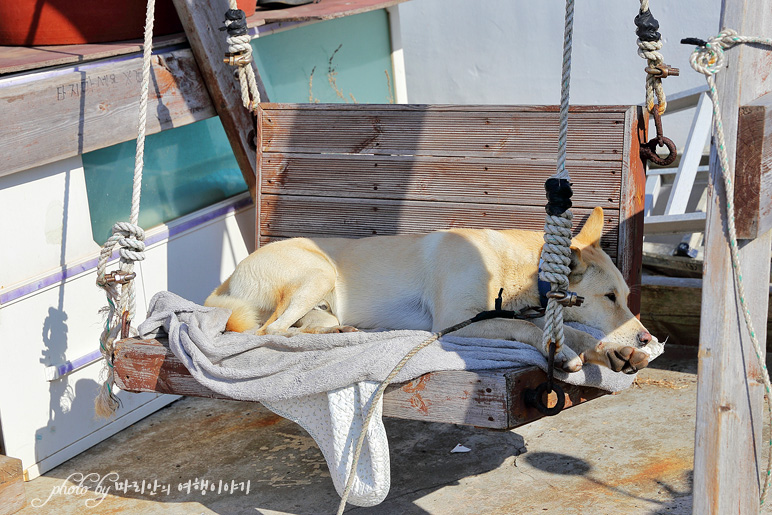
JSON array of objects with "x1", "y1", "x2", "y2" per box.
[{"x1": 115, "y1": 103, "x2": 647, "y2": 430}]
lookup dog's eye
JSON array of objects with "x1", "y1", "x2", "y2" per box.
[{"x1": 605, "y1": 293, "x2": 617, "y2": 303}]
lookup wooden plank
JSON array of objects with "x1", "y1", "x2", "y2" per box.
[
  {"x1": 642, "y1": 212, "x2": 706, "y2": 234},
  {"x1": 618, "y1": 106, "x2": 646, "y2": 315},
  {"x1": 735, "y1": 91, "x2": 772, "y2": 239},
  {"x1": 113, "y1": 338, "x2": 602, "y2": 429},
  {"x1": 261, "y1": 153, "x2": 622, "y2": 208},
  {"x1": 259, "y1": 195, "x2": 620, "y2": 258},
  {"x1": 259, "y1": 104, "x2": 628, "y2": 160},
  {"x1": 172, "y1": 0, "x2": 268, "y2": 200},
  {"x1": 0, "y1": 35, "x2": 188, "y2": 76},
  {"x1": 380, "y1": 370, "x2": 511, "y2": 428},
  {"x1": 639, "y1": 275, "x2": 772, "y2": 351},
  {"x1": 0, "y1": 47, "x2": 215, "y2": 178},
  {"x1": 693, "y1": 1, "x2": 772, "y2": 512},
  {"x1": 253, "y1": 0, "x2": 408, "y2": 24},
  {"x1": 0, "y1": 455, "x2": 24, "y2": 515}
]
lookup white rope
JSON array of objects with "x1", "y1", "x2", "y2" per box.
[
  {"x1": 687, "y1": 28, "x2": 772, "y2": 506},
  {"x1": 225, "y1": 0, "x2": 261, "y2": 110},
  {"x1": 95, "y1": 0, "x2": 155, "y2": 418},
  {"x1": 637, "y1": 0, "x2": 667, "y2": 114},
  {"x1": 538, "y1": 0, "x2": 575, "y2": 357}
]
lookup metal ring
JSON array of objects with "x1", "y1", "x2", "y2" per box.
[
  {"x1": 640, "y1": 136, "x2": 677, "y2": 167},
  {"x1": 524, "y1": 381, "x2": 566, "y2": 416}
]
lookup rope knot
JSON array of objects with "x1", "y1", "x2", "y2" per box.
[
  {"x1": 111, "y1": 222, "x2": 146, "y2": 263},
  {"x1": 223, "y1": 9, "x2": 253, "y2": 66},
  {"x1": 688, "y1": 29, "x2": 739, "y2": 76}
]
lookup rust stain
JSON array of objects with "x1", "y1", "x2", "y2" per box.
[
  {"x1": 402, "y1": 375, "x2": 432, "y2": 415},
  {"x1": 612, "y1": 456, "x2": 690, "y2": 486}
]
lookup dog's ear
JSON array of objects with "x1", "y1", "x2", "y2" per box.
[
  {"x1": 573, "y1": 206, "x2": 604, "y2": 249},
  {"x1": 569, "y1": 245, "x2": 588, "y2": 277}
]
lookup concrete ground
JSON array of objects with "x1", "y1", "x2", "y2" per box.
[{"x1": 13, "y1": 347, "x2": 771, "y2": 514}]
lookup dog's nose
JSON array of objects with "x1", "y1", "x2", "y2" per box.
[{"x1": 637, "y1": 330, "x2": 653, "y2": 345}]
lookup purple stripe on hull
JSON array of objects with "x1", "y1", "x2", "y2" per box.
[{"x1": 0, "y1": 196, "x2": 253, "y2": 305}]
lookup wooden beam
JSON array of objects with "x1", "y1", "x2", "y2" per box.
[
  {"x1": 643, "y1": 212, "x2": 706, "y2": 234},
  {"x1": 693, "y1": 1, "x2": 772, "y2": 512},
  {"x1": 0, "y1": 455, "x2": 24, "y2": 515},
  {"x1": 113, "y1": 338, "x2": 604, "y2": 430},
  {"x1": 735, "y1": 90, "x2": 772, "y2": 239},
  {"x1": 0, "y1": 47, "x2": 216, "y2": 178},
  {"x1": 172, "y1": 0, "x2": 268, "y2": 200}
]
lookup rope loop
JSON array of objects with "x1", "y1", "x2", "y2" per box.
[{"x1": 687, "y1": 28, "x2": 739, "y2": 76}]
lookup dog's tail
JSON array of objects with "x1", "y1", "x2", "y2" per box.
[{"x1": 204, "y1": 278, "x2": 261, "y2": 333}]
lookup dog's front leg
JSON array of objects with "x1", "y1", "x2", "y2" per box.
[{"x1": 441, "y1": 318, "x2": 583, "y2": 372}]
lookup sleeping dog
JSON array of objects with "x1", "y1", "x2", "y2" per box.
[{"x1": 205, "y1": 207, "x2": 656, "y2": 374}]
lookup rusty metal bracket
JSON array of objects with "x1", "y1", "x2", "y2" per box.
[
  {"x1": 645, "y1": 63, "x2": 680, "y2": 78},
  {"x1": 640, "y1": 106, "x2": 678, "y2": 166},
  {"x1": 120, "y1": 311, "x2": 131, "y2": 339},
  {"x1": 546, "y1": 290, "x2": 585, "y2": 307},
  {"x1": 103, "y1": 271, "x2": 137, "y2": 285}
]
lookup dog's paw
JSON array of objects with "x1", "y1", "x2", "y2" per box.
[
  {"x1": 556, "y1": 347, "x2": 583, "y2": 373},
  {"x1": 606, "y1": 345, "x2": 649, "y2": 374}
]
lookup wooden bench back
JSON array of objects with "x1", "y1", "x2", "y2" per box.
[{"x1": 256, "y1": 104, "x2": 646, "y2": 312}]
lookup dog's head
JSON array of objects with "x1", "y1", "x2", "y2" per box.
[{"x1": 563, "y1": 207, "x2": 658, "y2": 371}]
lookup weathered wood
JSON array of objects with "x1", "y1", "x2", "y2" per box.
[
  {"x1": 642, "y1": 212, "x2": 707, "y2": 234},
  {"x1": 262, "y1": 154, "x2": 621, "y2": 208},
  {"x1": 0, "y1": 455, "x2": 24, "y2": 515},
  {"x1": 640, "y1": 275, "x2": 772, "y2": 350},
  {"x1": 172, "y1": 0, "x2": 267, "y2": 199},
  {"x1": 259, "y1": 195, "x2": 620, "y2": 257},
  {"x1": 259, "y1": 104, "x2": 628, "y2": 160},
  {"x1": 0, "y1": 48, "x2": 215, "y2": 178},
  {"x1": 693, "y1": 2, "x2": 772, "y2": 513},
  {"x1": 113, "y1": 338, "x2": 603, "y2": 429},
  {"x1": 0, "y1": 34, "x2": 188, "y2": 76},
  {"x1": 735, "y1": 90, "x2": 772, "y2": 239},
  {"x1": 618, "y1": 106, "x2": 646, "y2": 315}
]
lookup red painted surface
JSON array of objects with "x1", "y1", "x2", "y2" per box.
[{"x1": 0, "y1": 0, "x2": 255, "y2": 46}]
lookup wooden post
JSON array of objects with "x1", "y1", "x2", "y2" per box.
[
  {"x1": 693, "y1": 1, "x2": 772, "y2": 513},
  {"x1": 172, "y1": 0, "x2": 269, "y2": 200},
  {"x1": 0, "y1": 455, "x2": 24, "y2": 515}
]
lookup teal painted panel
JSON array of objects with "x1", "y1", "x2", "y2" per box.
[
  {"x1": 83, "y1": 9, "x2": 394, "y2": 244},
  {"x1": 252, "y1": 9, "x2": 395, "y2": 103},
  {"x1": 83, "y1": 117, "x2": 245, "y2": 243}
]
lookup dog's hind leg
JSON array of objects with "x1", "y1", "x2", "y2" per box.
[{"x1": 258, "y1": 268, "x2": 346, "y2": 336}]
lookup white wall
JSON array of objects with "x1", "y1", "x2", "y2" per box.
[{"x1": 398, "y1": 0, "x2": 721, "y2": 140}]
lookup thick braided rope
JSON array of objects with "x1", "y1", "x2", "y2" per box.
[
  {"x1": 226, "y1": 0, "x2": 261, "y2": 110},
  {"x1": 538, "y1": 0, "x2": 575, "y2": 356},
  {"x1": 688, "y1": 29, "x2": 772, "y2": 506},
  {"x1": 637, "y1": 0, "x2": 667, "y2": 114},
  {"x1": 94, "y1": 0, "x2": 154, "y2": 418},
  {"x1": 336, "y1": 317, "x2": 482, "y2": 515}
]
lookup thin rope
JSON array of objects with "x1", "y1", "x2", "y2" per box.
[
  {"x1": 94, "y1": 0, "x2": 155, "y2": 418},
  {"x1": 687, "y1": 28, "x2": 772, "y2": 506},
  {"x1": 637, "y1": 0, "x2": 667, "y2": 114},
  {"x1": 225, "y1": 0, "x2": 261, "y2": 110},
  {"x1": 538, "y1": 0, "x2": 575, "y2": 358}
]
